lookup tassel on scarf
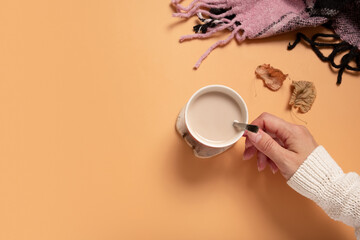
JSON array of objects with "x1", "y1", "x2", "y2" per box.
[
  {"x1": 172, "y1": 0, "x2": 246, "y2": 69},
  {"x1": 288, "y1": 32, "x2": 360, "y2": 85}
]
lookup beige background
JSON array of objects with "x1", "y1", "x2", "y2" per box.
[{"x1": 0, "y1": 0, "x2": 359, "y2": 239}]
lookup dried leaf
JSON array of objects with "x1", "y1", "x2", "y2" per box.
[
  {"x1": 289, "y1": 81, "x2": 316, "y2": 113},
  {"x1": 255, "y1": 64, "x2": 288, "y2": 91}
]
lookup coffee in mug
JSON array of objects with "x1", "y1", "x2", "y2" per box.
[{"x1": 176, "y1": 85, "x2": 248, "y2": 158}]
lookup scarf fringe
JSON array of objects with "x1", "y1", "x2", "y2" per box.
[
  {"x1": 172, "y1": 0, "x2": 245, "y2": 69},
  {"x1": 288, "y1": 32, "x2": 360, "y2": 85}
]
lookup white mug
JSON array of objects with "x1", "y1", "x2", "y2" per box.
[{"x1": 176, "y1": 85, "x2": 248, "y2": 158}]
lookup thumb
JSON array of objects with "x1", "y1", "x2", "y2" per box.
[{"x1": 246, "y1": 129, "x2": 289, "y2": 165}]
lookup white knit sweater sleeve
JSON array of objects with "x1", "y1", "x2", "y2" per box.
[{"x1": 287, "y1": 146, "x2": 360, "y2": 239}]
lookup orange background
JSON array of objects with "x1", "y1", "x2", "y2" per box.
[{"x1": 0, "y1": 0, "x2": 359, "y2": 239}]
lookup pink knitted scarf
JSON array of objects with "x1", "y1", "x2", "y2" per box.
[{"x1": 172, "y1": 0, "x2": 360, "y2": 84}]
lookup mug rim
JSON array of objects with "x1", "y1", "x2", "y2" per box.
[{"x1": 185, "y1": 85, "x2": 248, "y2": 148}]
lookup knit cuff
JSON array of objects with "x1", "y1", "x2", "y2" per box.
[{"x1": 287, "y1": 146, "x2": 344, "y2": 202}]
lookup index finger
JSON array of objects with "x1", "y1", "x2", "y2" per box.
[{"x1": 250, "y1": 112, "x2": 294, "y2": 143}]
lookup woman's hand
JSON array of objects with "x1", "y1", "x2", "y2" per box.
[{"x1": 243, "y1": 112, "x2": 318, "y2": 180}]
